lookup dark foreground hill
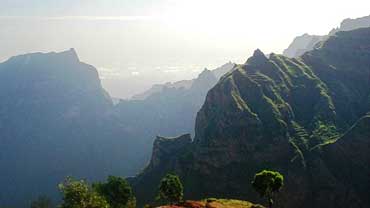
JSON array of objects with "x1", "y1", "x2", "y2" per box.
[{"x1": 131, "y1": 28, "x2": 370, "y2": 208}]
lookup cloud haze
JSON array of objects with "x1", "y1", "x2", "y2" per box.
[{"x1": 0, "y1": 0, "x2": 369, "y2": 98}]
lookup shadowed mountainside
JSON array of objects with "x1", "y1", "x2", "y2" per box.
[
  {"x1": 0, "y1": 49, "x2": 234, "y2": 207},
  {"x1": 112, "y1": 63, "x2": 235, "y2": 164},
  {"x1": 0, "y1": 49, "x2": 149, "y2": 207}
]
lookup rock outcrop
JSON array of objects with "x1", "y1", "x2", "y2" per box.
[{"x1": 148, "y1": 134, "x2": 192, "y2": 171}]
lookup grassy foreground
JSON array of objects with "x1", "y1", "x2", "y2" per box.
[{"x1": 158, "y1": 198, "x2": 264, "y2": 208}]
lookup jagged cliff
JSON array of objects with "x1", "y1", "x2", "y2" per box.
[
  {"x1": 113, "y1": 66, "x2": 233, "y2": 167},
  {"x1": 132, "y1": 28, "x2": 370, "y2": 208}
]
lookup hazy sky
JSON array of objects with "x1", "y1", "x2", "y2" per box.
[{"x1": 0, "y1": 0, "x2": 369, "y2": 98}]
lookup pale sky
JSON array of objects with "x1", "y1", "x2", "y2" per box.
[{"x1": 0, "y1": 0, "x2": 369, "y2": 98}]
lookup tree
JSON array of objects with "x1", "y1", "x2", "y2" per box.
[
  {"x1": 157, "y1": 173, "x2": 184, "y2": 205},
  {"x1": 251, "y1": 170, "x2": 284, "y2": 208},
  {"x1": 30, "y1": 196, "x2": 53, "y2": 208},
  {"x1": 58, "y1": 177, "x2": 109, "y2": 208},
  {"x1": 93, "y1": 176, "x2": 136, "y2": 208}
]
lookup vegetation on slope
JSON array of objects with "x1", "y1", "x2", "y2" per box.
[{"x1": 132, "y1": 28, "x2": 370, "y2": 208}]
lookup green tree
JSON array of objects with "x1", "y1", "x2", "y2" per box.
[
  {"x1": 30, "y1": 196, "x2": 53, "y2": 208},
  {"x1": 157, "y1": 173, "x2": 183, "y2": 205},
  {"x1": 58, "y1": 177, "x2": 109, "y2": 208},
  {"x1": 93, "y1": 176, "x2": 136, "y2": 208},
  {"x1": 251, "y1": 170, "x2": 284, "y2": 208}
]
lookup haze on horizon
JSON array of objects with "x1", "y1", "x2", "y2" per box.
[{"x1": 1, "y1": 0, "x2": 369, "y2": 98}]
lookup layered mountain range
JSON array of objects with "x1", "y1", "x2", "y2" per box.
[
  {"x1": 2, "y1": 15, "x2": 370, "y2": 208},
  {"x1": 115, "y1": 63, "x2": 234, "y2": 135},
  {"x1": 132, "y1": 28, "x2": 370, "y2": 208},
  {"x1": 131, "y1": 62, "x2": 234, "y2": 101},
  {"x1": 283, "y1": 14, "x2": 370, "y2": 58},
  {"x1": 0, "y1": 49, "x2": 233, "y2": 207}
]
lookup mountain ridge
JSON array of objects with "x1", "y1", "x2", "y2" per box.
[
  {"x1": 0, "y1": 48, "x2": 235, "y2": 207},
  {"x1": 283, "y1": 14, "x2": 370, "y2": 58},
  {"x1": 131, "y1": 27, "x2": 370, "y2": 208}
]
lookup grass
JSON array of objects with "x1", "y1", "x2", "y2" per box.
[
  {"x1": 158, "y1": 198, "x2": 265, "y2": 208},
  {"x1": 201, "y1": 198, "x2": 264, "y2": 208}
]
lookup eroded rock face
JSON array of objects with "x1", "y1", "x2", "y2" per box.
[
  {"x1": 148, "y1": 134, "x2": 192, "y2": 170},
  {"x1": 132, "y1": 28, "x2": 370, "y2": 208}
]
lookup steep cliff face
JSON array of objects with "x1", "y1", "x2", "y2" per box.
[
  {"x1": 148, "y1": 134, "x2": 192, "y2": 171},
  {"x1": 0, "y1": 49, "x2": 137, "y2": 207},
  {"x1": 113, "y1": 66, "x2": 231, "y2": 170},
  {"x1": 320, "y1": 114, "x2": 370, "y2": 207},
  {"x1": 131, "y1": 134, "x2": 192, "y2": 203},
  {"x1": 333, "y1": 14, "x2": 370, "y2": 34},
  {"x1": 132, "y1": 28, "x2": 370, "y2": 208},
  {"x1": 0, "y1": 49, "x2": 112, "y2": 120}
]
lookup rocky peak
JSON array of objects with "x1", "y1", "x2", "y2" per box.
[
  {"x1": 198, "y1": 68, "x2": 213, "y2": 78},
  {"x1": 284, "y1": 14, "x2": 370, "y2": 58},
  {"x1": 147, "y1": 134, "x2": 192, "y2": 170},
  {"x1": 4, "y1": 48, "x2": 80, "y2": 67},
  {"x1": 0, "y1": 48, "x2": 111, "y2": 111},
  {"x1": 190, "y1": 68, "x2": 218, "y2": 92},
  {"x1": 245, "y1": 49, "x2": 268, "y2": 66},
  {"x1": 212, "y1": 62, "x2": 236, "y2": 80},
  {"x1": 58, "y1": 48, "x2": 80, "y2": 63},
  {"x1": 339, "y1": 14, "x2": 370, "y2": 32}
]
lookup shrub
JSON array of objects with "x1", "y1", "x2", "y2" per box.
[
  {"x1": 252, "y1": 170, "x2": 284, "y2": 208},
  {"x1": 157, "y1": 173, "x2": 184, "y2": 205}
]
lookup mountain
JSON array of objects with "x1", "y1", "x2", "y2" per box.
[
  {"x1": 0, "y1": 49, "x2": 234, "y2": 207},
  {"x1": 211, "y1": 61, "x2": 236, "y2": 80},
  {"x1": 283, "y1": 14, "x2": 370, "y2": 58},
  {"x1": 113, "y1": 63, "x2": 235, "y2": 166},
  {"x1": 131, "y1": 62, "x2": 235, "y2": 100},
  {"x1": 131, "y1": 80, "x2": 193, "y2": 100},
  {"x1": 283, "y1": 34, "x2": 324, "y2": 58},
  {"x1": 131, "y1": 28, "x2": 370, "y2": 208},
  {"x1": 332, "y1": 14, "x2": 370, "y2": 33},
  {"x1": 0, "y1": 49, "x2": 144, "y2": 207}
]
